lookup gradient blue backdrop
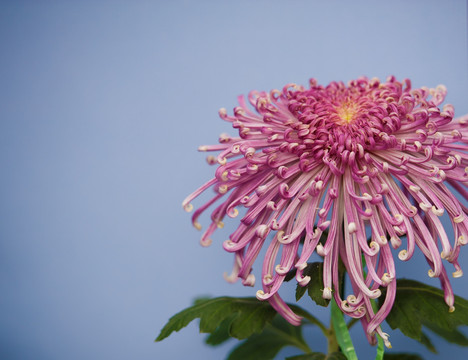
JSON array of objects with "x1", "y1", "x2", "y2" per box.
[{"x1": 1, "y1": 1, "x2": 467, "y2": 359}]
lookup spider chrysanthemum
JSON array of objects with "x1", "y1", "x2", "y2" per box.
[{"x1": 183, "y1": 76, "x2": 468, "y2": 347}]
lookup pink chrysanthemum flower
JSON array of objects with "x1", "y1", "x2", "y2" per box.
[{"x1": 183, "y1": 76, "x2": 468, "y2": 347}]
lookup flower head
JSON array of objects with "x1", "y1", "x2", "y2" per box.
[{"x1": 183, "y1": 76, "x2": 468, "y2": 347}]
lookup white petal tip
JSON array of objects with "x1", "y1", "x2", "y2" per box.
[
  {"x1": 348, "y1": 222, "x2": 357, "y2": 233},
  {"x1": 275, "y1": 264, "x2": 289, "y2": 275},
  {"x1": 223, "y1": 272, "x2": 238, "y2": 283},
  {"x1": 183, "y1": 203, "x2": 193, "y2": 212},
  {"x1": 398, "y1": 250, "x2": 409, "y2": 261},
  {"x1": 431, "y1": 206, "x2": 444, "y2": 216},
  {"x1": 322, "y1": 287, "x2": 332, "y2": 299},
  {"x1": 200, "y1": 238, "x2": 213, "y2": 247},
  {"x1": 298, "y1": 275, "x2": 311, "y2": 287},
  {"x1": 256, "y1": 290, "x2": 269, "y2": 300},
  {"x1": 242, "y1": 274, "x2": 256, "y2": 287}
]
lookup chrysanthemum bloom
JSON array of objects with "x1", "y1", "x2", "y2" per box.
[{"x1": 183, "y1": 76, "x2": 468, "y2": 347}]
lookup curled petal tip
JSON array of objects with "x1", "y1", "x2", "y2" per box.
[
  {"x1": 218, "y1": 107, "x2": 227, "y2": 117},
  {"x1": 381, "y1": 273, "x2": 394, "y2": 285},
  {"x1": 369, "y1": 241, "x2": 380, "y2": 253},
  {"x1": 431, "y1": 206, "x2": 444, "y2": 216},
  {"x1": 267, "y1": 202, "x2": 278, "y2": 211},
  {"x1": 218, "y1": 157, "x2": 227, "y2": 165},
  {"x1": 419, "y1": 202, "x2": 431, "y2": 212},
  {"x1": 275, "y1": 264, "x2": 289, "y2": 275},
  {"x1": 454, "y1": 214, "x2": 465, "y2": 223},
  {"x1": 242, "y1": 274, "x2": 256, "y2": 287},
  {"x1": 255, "y1": 224, "x2": 269, "y2": 238},
  {"x1": 449, "y1": 306, "x2": 456, "y2": 313},
  {"x1": 318, "y1": 220, "x2": 331, "y2": 231},
  {"x1": 379, "y1": 235, "x2": 388, "y2": 245},
  {"x1": 295, "y1": 262, "x2": 307, "y2": 271},
  {"x1": 222, "y1": 240, "x2": 236, "y2": 252},
  {"x1": 298, "y1": 275, "x2": 311, "y2": 286},
  {"x1": 263, "y1": 274, "x2": 273, "y2": 286},
  {"x1": 183, "y1": 203, "x2": 193, "y2": 212},
  {"x1": 223, "y1": 271, "x2": 238, "y2": 283},
  {"x1": 270, "y1": 219, "x2": 280, "y2": 230},
  {"x1": 316, "y1": 243, "x2": 326, "y2": 257},
  {"x1": 276, "y1": 230, "x2": 290, "y2": 244},
  {"x1": 453, "y1": 269, "x2": 463, "y2": 278},
  {"x1": 408, "y1": 205, "x2": 418, "y2": 216},
  {"x1": 227, "y1": 208, "x2": 239, "y2": 218},
  {"x1": 390, "y1": 236, "x2": 402, "y2": 248},
  {"x1": 206, "y1": 155, "x2": 217, "y2": 165},
  {"x1": 200, "y1": 237, "x2": 212, "y2": 247},
  {"x1": 322, "y1": 287, "x2": 332, "y2": 299},
  {"x1": 363, "y1": 208, "x2": 373, "y2": 217},
  {"x1": 256, "y1": 290, "x2": 269, "y2": 301},
  {"x1": 458, "y1": 236, "x2": 467, "y2": 246},
  {"x1": 218, "y1": 184, "x2": 228, "y2": 194},
  {"x1": 398, "y1": 249, "x2": 409, "y2": 261},
  {"x1": 348, "y1": 222, "x2": 357, "y2": 234}
]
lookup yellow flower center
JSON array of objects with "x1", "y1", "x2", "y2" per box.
[{"x1": 336, "y1": 102, "x2": 359, "y2": 124}]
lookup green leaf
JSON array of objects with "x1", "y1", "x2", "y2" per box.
[
  {"x1": 286, "y1": 353, "x2": 326, "y2": 360},
  {"x1": 286, "y1": 352, "x2": 347, "y2": 360},
  {"x1": 424, "y1": 322, "x2": 468, "y2": 347},
  {"x1": 296, "y1": 282, "x2": 307, "y2": 301},
  {"x1": 380, "y1": 279, "x2": 468, "y2": 351},
  {"x1": 285, "y1": 267, "x2": 297, "y2": 282},
  {"x1": 326, "y1": 353, "x2": 348, "y2": 360},
  {"x1": 383, "y1": 353, "x2": 423, "y2": 360},
  {"x1": 155, "y1": 297, "x2": 276, "y2": 342},
  {"x1": 227, "y1": 316, "x2": 311, "y2": 360},
  {"x1": 419, "y1": 332, "x2": 436, "y2": 353},
  {"x1": 226, "y1": 333, "x2": 287, "y2": 360},
  {"x1": 294, "y1": 262, "x2": 330, "y2": 307},
  {"x1": 204, "y1": 315, "x2": 235, "y2": 346},
  {"x1": 331, "y1": 298, "x2": 358, "y2": 360}
]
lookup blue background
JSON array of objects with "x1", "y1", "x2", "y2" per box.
[{"x1": 0, "y1": 1, "x2": 467, "y2": 359}]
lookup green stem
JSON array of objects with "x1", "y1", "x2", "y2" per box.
[
  {"x1": 331, "y1": 299, "x2": 358, "y2": 360},
  {"x1": 371, "y1": 299, "x2": 385, "y2": 360},
  {"x1": 327, "y1": 320, "x2": 339, "y2": 354}
]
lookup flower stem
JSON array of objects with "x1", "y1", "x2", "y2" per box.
[
  {"x1": 330, "y1": 298, "x2": 358, "y2": 359},
  {"x1": 327, "y1": 320, "x2": 339, "y2": 354}
]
